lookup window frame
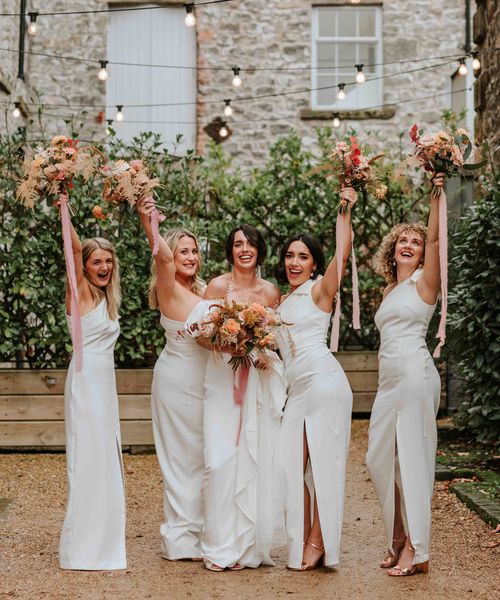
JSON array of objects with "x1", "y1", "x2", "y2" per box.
[{"x1": 310, "y1": 5, "x2": 383, "y2": 111}]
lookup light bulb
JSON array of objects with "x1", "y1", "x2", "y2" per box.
[
  {"x1": 12, "y1": 103, "x2": 21, "y2": 119},
  {"x1": 27, "y1": 12, "x2": 38, "y2": 36},
  {"x1": 458, "y1": 58, "x2": 468, "y2": 76},
  {"x1": 219, "y1": 126, "x2": 229, "y2": 138},
  {"x1": 184, "y1": 4, "x2": 196, "y2": 27},
  {"x1": 332, "y1": 115, "x2": 340, "y2": 128},
  {"x1": 349, "y1": 0, "x2": 361, "y2": 4},
  {"x1": 232, "y1": 67, "x2": 242, "y2": 88},
  {"x1": 337, "y1": 83, "x2": 346, "y2": 100},
  {"x1": 98, "y1": 60, "x2": 109, "y2": 81},
  {"x1": 105, "y1": 120, "x2": 113, "y2": 135},
  {"x1": 355, "y1": 64, "x2": 366, "y2": 84},
  {"x1": 224, "y1": 100, "x2": 233, "y2": 117},
  {"x1": 472, "y1": 53, "x2": 481, "y2": 71},
  {"x1": 116, "y1": 105, "x2": 124, "y2": 122}
]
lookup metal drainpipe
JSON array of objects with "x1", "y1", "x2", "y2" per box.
[
  {"x1": 465, "y1": 0, "x2": 472, "y2": 53},
  {"x1": 17, "y1": 0, "x2": 27, "y2": 80}
]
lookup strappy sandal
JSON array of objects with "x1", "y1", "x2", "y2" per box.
[
  {"x1": 227, "y1": 562, "x2": 245, "y2": 571},
  {"x1": 379, "y1": 536, "x2": 406, "y2": 569},
  {"x1": 387, "y1": 561, "x2": 429, "y2": 577},
  {"x1": 205, "y1": 561, "x2": 225, "y2": 572},
  {"x1": 300, "y1": 541, "x2": 325, "y2": 571}
]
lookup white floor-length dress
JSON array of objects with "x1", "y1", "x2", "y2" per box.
[
  {"x1": 151, "y1": 310, "x2": 208, "y2": 560},
  {"x1": 366, "y1": 269, "x2": 440, "y2": 565},
  {"x1": 195, "y1": 302, "x2": 286, "y2": 568},
  {"x1": 277, "y1": 278, "x2": 353, "y2": 569},
  {"x1": 60, "y1": 300, "x2": 126, "y2": 570}
]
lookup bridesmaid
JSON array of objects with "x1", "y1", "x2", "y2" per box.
[
  {"x1": 275, "y1": 189, "x2": 356, "y2": 571},
  {"x1": 199, "y1": 224, "x2": 285, "y2": 571},
  {"x1": 365, "y1": 173, "x2": 444, "y2": 577},
  {"x1": 59, "y1": 215, "x2": 126, "y2": 570},
  {"x1": 137, "y1": 197, "x2": 208, "y2": 561}
]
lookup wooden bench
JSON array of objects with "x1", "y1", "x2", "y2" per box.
[{"x1": 0, "y1": 352, "x2": 445, "y2": 449}]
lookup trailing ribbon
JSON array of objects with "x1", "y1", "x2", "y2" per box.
[
  {"x1": 150, "y1": 207, "x2": 161, "y2": 256},
  {"x1": 233, "y1": 363, "x2": 250, "y2": 446},
  {"x1": 60, "y1": 194, "x2": 83, "y2": 372},
  {"x1": 330, "y1": 189, "x2": 361, "y2": 352},
  {"x1": 432, "y1": 185, "x2": 448, "y2": 358}
]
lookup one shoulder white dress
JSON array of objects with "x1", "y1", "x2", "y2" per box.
[
  {"x1": 151, "y1": 308, "x2": 208, "y2": 559},
  {"x1": 277, "y1": 278, "x2": 353, "y2": 569},
  {"x1": 59, "y1": 300, "x2": 126, "y2": 570},
  {"x1": 366, "y1": 269, "x2": 440, "y2": 565}
]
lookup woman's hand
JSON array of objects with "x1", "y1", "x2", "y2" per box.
[
  {"x1": 430, "y1": 172, "x2": 445, "y2": 188},
  {"x1": 136, "y1": 195, "x2": 157, "y2": 217},
  {"x1": 340, "y1": 186, "x2": 358, "y2": 209}
]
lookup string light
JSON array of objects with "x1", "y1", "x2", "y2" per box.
[
  {"x1": 105, "y1": 119, "x2": 113, "y2": 135},
  {"x1": 348, "y1": 0, "x2": 361, "y2": 4},
  {"x1": 332, "y1": 113, "x2": 340, "y2": 128},
  {"x1": 458, "y1": 57, "x2": 468, "y2": 76},
  {"x1": 355, "y1": 64, "x2": 366, "y2": 84},
  {"x1": 232, "y1": 67, "x2": 242, "y2": 88},
  {"x1": 115, "y1": 105, "x2": 124, "y2": 121},
  {"x1": 97, "y1": 60, "x2": 109, "y2": 81},
  {"x1": 223, "y1": 99, "x2": 233, "y2": 116},
  {"x1": 12, "y1": 102, "x2": 21, "y2": 118},
  {"x1": 219, "y1": 123, "x2": 229, "y2": 138},
  {"x1": 471, "y1": 52, "x2": 481, "y2": 71},
  {"x1": 184, "y1": 3, "x2": 196, "y2": 27},
  {"x1": 27, "y1": 12, "x2": 38, "y2": 35},
  {"x1": 337, "y1": 83, "x2": 346, "y2": 100}
]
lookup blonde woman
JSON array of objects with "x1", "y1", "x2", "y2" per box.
[
  {"x1": 366, "y1": 174, "x2": 444, "y2": 577},
  {"x1": 59, "y1": 216, "x2": 126, "y2": 570},
  {"x1": 137, "y1": 197, "x2": 208, "y2": 561}
]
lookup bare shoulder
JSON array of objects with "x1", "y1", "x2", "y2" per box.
[
  {"x1": 260, "y1": 278, "x2": 281, "y2": 307},
  {"x1": 382, "y1": 283, "x2": 396, "y2": 299},
  {"x1": 204, "y1": 273, "x2": 230, "y2": 299}
]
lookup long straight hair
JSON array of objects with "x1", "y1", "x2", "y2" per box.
[
  {"x1": 80, "y1": 237, "x2": 121, "y2": 320},
  {"x1": 148, "y1": 228, "x2": 205, "y2": 309}
]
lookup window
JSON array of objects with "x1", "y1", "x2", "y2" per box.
[
  {"x1": 106, "y1": 4, "x2": 197, "y2": 154},
  {"x1": 311, "y1": 6, "x2": 383, "y2": 110}
]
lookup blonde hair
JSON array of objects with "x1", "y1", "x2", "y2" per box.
[
  {"x1": 81, "y1": 237, "x2": 121, "y2": 320},
  {"x1": 148, "y1": 228, "x2": 205, "y2": 309},
  {"x1": 375, "y1": 223, "x2": 427, "y2": 284}
]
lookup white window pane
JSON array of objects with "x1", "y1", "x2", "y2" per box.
[
  {"x1": 317, "y1": 43, "x2": 335, "y2": 69},
  {"x1": 359, "y1": 44, "x2": 377, "y2": 73},
  {"x1": 318, "y1": 8, "x2": 336, "y2": 37},
  {"x1": 337, "y1": 10, "x2": 357, "y2": 37},
  {"x1": 359, "y1": 10, "x2": 376, "y2": 37},
  {"x1": 317, "y1": 75, "x2": 336, "y2": 105},
  {"x1": 338, "y1": 42, "x2": 357, "y2": 72}
]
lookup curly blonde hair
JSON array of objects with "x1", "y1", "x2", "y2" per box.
[
  {"x1": 148, "y1": 228, "x2": 205, "y2": 309},
  {"x1": 375, "y1": 223, "x2": 427, "y2": 284}
]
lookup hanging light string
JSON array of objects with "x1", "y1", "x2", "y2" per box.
[
  {"x1": 7, "y1": 87, "x2": 471, "y2": 126},
  {"x1": 0, "y1": 0, "x2": 235, "y2": 17},
  {"x1": 0, "y1": 45, "x2": 493, "y2": 73},
  {"x1": 1, "y1": 58, "x2": 467, "y2": 112}
]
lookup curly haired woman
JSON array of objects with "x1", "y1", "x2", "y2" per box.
[{"x1": 366, "y1": 173, "x2": 444, "y2": 577}]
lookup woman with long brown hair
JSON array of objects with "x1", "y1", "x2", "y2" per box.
[
  {"x1": 137, "y1": 197, "x2": 208, "y2": 562},
  {"x1": 59, "y1": 216, "x2": 126, "y2": 570}
]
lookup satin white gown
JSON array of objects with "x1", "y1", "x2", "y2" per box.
[
  {"x1": 60, "y1": 300, "x2": 126, "y2": 570},
  {"x1": 151, "y1": 310, "x2": 208, "y2": 559},
  {"x1": 366, "y1": 269, "x2": 440, "y2": 565},
  {"x1": 191, "y1": 301, "x2": 286, "y2": 568},
  {"x1": 277, "y1": 278, "x2": 353, "y2": 569}
]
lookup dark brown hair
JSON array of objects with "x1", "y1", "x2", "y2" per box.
[{"x1": 225, "y1": 224, "x2": 267, "y2": 266}]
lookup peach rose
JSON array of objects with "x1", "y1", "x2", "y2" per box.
[{"x1": 221, "y1": 318, "x2": 241, "y2": 335}]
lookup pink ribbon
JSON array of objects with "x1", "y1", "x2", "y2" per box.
[
  {"x1": 150, "y1": 208, "x2": 161, "y2": 256},
  {"x1": 330, "y1": 195, "x2": 361, "y2": 351},
  {"x1": 233, "y1": 363, "x2": 250, "y2": 446},
  {"x1": 60, "y1": 194, "x2": 83, "y2": 372},
  {"x1": 433, "y1": 186, "x2": 448, "y2": 358}
]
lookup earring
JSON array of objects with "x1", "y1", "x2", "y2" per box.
[
  {"x1": 310, "y1": 269, "x2": 316, "y2": 279},
  {"x1": 392, "y1": 260, "x2": 396, "y2": 267}
]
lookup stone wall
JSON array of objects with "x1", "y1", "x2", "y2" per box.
[
  {"x1": 474, "y1": 0, "x2": 500, "y2": 167},
  {"x1": 1, "y1": 0, "x2": 469, "y2": 166}
]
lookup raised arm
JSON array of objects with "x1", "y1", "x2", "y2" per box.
[
  {"x1": 312, "y1": 188, "x2": 357, "y2": 311},
  {"x1": 418, "y1": 173, "x2": 444, "y2": 304},
  {"x1": 137, "y1": 197, "x2": 176, "y2": 299}
]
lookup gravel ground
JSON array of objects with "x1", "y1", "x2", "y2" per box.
[{"x1": 0, "y1": 420, "x2": 498, "y2": 600}]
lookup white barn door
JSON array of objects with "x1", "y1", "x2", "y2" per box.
[{"x1": 106, "y1": 4, "x2": 197, "y2": 154}]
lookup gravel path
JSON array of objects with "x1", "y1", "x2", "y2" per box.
[{"x1": 0, "y1": 420, "x2": 498, "y2": 600}]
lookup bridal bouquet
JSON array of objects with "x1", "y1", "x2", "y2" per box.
[
  {"x1": 16, "y1": 136, "x2": 101, "y2": 209},
  {"x1": 188, "y1": 300, "x2": 286, "y2": 370},
  {"x1": 99, "y1": 159, "x2": 164, "y2": 253}
]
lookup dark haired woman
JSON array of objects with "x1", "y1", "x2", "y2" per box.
[
  {"x1": 275, "y1": 190, "x2": 356, "y2": 571},
  {"x1": 197, "y1": 224, "x2": 286, "y2": 571},
  {"x1": 365, "y1": 174, "x2": 444, "y2": 577}
]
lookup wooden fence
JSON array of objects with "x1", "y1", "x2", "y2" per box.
[{"x1": 0, "y1": 352, "x2": 446, "y2": 449}]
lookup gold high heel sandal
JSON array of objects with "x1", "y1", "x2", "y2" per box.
[
  {"x1": 387, "y1": 545, "x2": 429, "y2": 577},
  {"x1": 379, "y1": 536, "x2": 406, "y2": 569},
  {"x1": 300, "y1": 541, "x2": 325, "y2": 571}
]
